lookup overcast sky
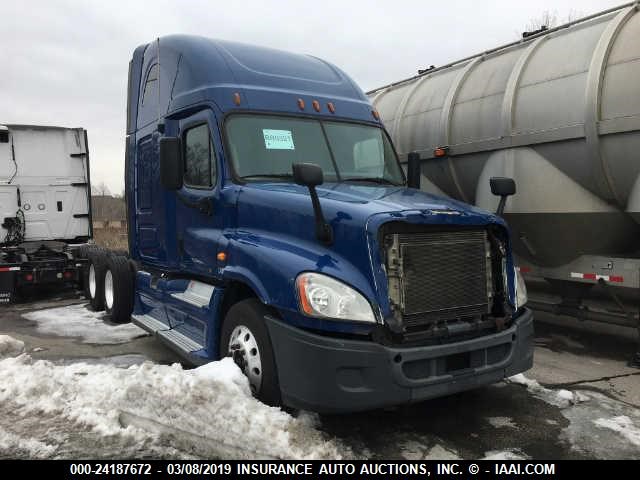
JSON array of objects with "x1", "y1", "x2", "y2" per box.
[{"x1": 1, "y1": 0, "x2": 623, "y2": 194}]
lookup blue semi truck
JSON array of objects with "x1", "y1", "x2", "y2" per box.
[{"x1": 86, "y1": 35, "x2": 533, "y2": 413}]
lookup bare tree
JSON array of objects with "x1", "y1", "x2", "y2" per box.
[
  {"x1": 93, "y1": 181, "x2": 112, "y2": 197},
  {"x1": 520, "y1": 9, "x2": 583, "y2": 38},
  {"x1": 525, "y1": 10, "x2": 559, "y2": 32}
]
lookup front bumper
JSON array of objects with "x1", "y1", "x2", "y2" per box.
[{"x1": 265, "y1": 308, "x2": 534, "y2": 413}]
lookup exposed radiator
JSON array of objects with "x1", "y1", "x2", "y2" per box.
[{"x1": 385, "y1": 229, "x2": 492, "y2": 327}]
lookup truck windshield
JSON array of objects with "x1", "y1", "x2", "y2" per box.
[{"x1": 225, "y1": 114, "x2": 404, "y2": 185}]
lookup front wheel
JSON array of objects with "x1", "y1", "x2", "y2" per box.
[{"x1": 220, "y1": 299, "x2": 281, "y2": 407}]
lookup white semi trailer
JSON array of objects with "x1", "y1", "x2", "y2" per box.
[
  {"x1": 0, "y1": 124, "x2": 94, "y2": 302},
  {"x1": 367, "y1": 3, "x2": 640, "y2": 365}
]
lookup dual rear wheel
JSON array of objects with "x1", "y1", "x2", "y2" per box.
[{"x1": 84, "y1": 249, "x2": 134, "y2": 324}]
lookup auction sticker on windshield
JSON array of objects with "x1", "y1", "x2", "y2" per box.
[{"x1": 263, "y1": 129, "x2": 295, "y2": 150}]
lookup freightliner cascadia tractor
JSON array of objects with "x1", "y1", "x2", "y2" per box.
[{"x1": 82, "y1": 35, "x2": 532, "y2": 412}]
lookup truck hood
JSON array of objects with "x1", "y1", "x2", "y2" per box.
[
  {"x1": 234, "y1": 181, "x2": 511, "y2": 324},
  {"x1": 237, "y1": 181, "x2": 501, "y2": 225}
]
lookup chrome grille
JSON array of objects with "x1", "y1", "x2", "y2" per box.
[{"x1": 385, "y1": 230, "x2": 491, "y2": 326}]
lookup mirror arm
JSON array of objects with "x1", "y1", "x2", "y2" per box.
[
  {"x1": 308, "y1": 185, "x2": 333, "y2": 245},
  {"x1": 496, "y1": 196, "x2": 507, "y2": 217}
]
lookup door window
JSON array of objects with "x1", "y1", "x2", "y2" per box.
[{"x1": 183, "y1": 124, "x2": 216, "y2": 188}]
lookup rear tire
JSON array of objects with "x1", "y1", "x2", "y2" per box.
[
  {"x1": 220, "y1": 299, "x2": 281, "y2": 407},
  {"x1": 86, "y1": 250, "x2": 107, "y2": 311},
  {"x1": 102, "y1": 255, "x2": 134, "y2": 324}
]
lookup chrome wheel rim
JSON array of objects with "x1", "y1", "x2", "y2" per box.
[
  {"x1": 89, "y1": 264, "x2": 96, "y2": 298},
  {"x1": 104, "y1": 270, "x2": 114, "y2": 309},
  {"x1": 228, "y1": 325, "x2": 262, "y2": 394}
]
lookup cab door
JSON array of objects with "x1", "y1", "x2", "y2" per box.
[{"x1": 174, "y1": 109, "x2": 224, "y2": 277}]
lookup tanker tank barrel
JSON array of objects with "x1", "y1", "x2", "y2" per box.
[{"x1": 369, "y1": 2, "x2": 640, "y2": 359}]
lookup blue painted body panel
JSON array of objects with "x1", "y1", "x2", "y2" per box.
[{"x1": 125, "y1": 35, "x2": 519, "y2": 363}]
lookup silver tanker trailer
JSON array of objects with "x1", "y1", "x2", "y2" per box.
[{"x1": 368, "y1": 2, "x2": 640, "y2": 365}]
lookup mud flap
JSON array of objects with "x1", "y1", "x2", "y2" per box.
[{"x1": 0, "y1": 267, "x2": 18, "y2": 304}]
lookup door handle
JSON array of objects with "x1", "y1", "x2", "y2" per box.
[
  {"x1": 196, "y1": 197, "x2": 214, "y2": 216},
  {"x1": 177, "y1": 192, "x2": 214, "y2": 216}
]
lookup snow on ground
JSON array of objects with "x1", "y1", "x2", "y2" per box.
[
  {"x1": 400, "y1": 440, "x2": 460, "y2": 460},
  {"x1": 54, "y1": 354, "x2": 149, "y2": 368},
  {"x1": 482, "y1": 449, "x2": 529, "y2": 460},
  {"x1": 486, "y1": 416, "x2": 518, "y2": 429},
  {"x1": 22, "y1": 303, "x2": 147, "y2": 344},
  {"x1": 594, "y1": 416, "x2": 640, "y2": 447},
  {"x1": 507, "y1": 373, "x2": 640, "y2": 458},
  {"x1": 506, "y1": 374, "x2": 588, "y2": 407},
  {"x1": 0, "y1": 425, "x2": 57, "y2": 458},
  {"x1": 423, "y1": 445, "x2": 461, "y2": 460},
  {"x1": 0, "y1": 335, "x2": 24, "y2": 358},
  {"x1": 561, "y1": 391, "x2": 640, "y2": 459},
  {"x1": 0, "y1": 335, "x2": 347, "y2": 459}
]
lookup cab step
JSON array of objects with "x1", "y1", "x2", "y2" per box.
[
  {"x1": 131, "y1": 313, "x2": 169, "y2": 334},
  {"x1": 158, "y1": 329, "x2": 204, "y2": 355}
]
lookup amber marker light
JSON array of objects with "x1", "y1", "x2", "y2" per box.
[
  {"x1": 233, "y1": 93, "x2": 241, "y2": 105},
  {"x1": 327, "y1": 102, "x2": 335, "y2": 113},
  {"x1": 296, "y1": 275, "x2": 314, "y2": 315},
  {"x1": 217, "y1": 252, "x2": 227, "y2": 262},
  {"x1": 434, "y1": 146, "x2": 449, "y2": 157},
  {"x1": 372, "y1": 109, "x2": 380, "y2": 120},
  {"x1": 312, "y1": 100, "x2": 321, "y2": 112},
  {"x1": 297, "y1": 98, "x2": 305, "y2": 110}
]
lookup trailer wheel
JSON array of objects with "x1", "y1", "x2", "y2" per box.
[
  {"x1": 86, "y1": 250, "x2": 107, "y2": 311},
  {"x1": 220, "y1": 299, "x2": 281, "y2": 407},
  {"x1": 103, "y1": 255, "x2": 134, "y2": 324}
]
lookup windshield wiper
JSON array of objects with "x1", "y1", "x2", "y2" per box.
[
  {"x1": 241, "y1": 173, "x2": 294, "y2": 181},
  {"x1": 342, "y1": 177, "x2": 400, "y2": 186}
]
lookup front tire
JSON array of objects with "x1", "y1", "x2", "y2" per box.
[{"x1": 220, "y1": 299, "x2": 281, "y2": 407}]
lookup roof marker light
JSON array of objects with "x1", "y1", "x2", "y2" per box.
[
  {"x1": 312, "y1": 100, "x2": 321, "y2": 112},
  {"x1": 327, "y1": 102, "x2": 335, "y2": 113},
  {"x1": 297, "y1": 98, "x2": 305, "y2": 110},
  {"x1": 233, "y1": 93, "x2": 241, "y2": 105}
]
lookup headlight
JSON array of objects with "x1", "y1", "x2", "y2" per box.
[
  {"x1": 515, "y1": 268, "x2": 528, "y2": 309},
  {"x1": 296, "y1": 272, "x2": 376, "y2": 323}
]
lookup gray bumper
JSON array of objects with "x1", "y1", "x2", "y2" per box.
[{"x1": 265, "y1": 308, "x2": 534, "y2": 413}]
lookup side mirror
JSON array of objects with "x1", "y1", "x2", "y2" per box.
[
  {"x1": 490, "y1": 177, "x2": 516, "y2": 197},
  {"x1": 407, "y1": 152, "x2": 421, "y2": 189},
  {"x1": 292, "y1": 162, "x2": 324, "y2": 187},
  {"x1": 490, "y1": 177, "x2": 516, "y2": 216},
  {"x1": 160, "y1": 137, "x2": 183, "y2": 191}
]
